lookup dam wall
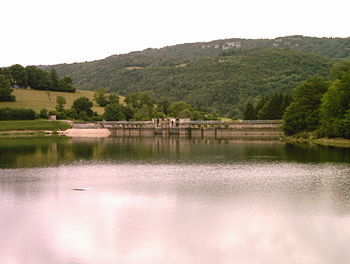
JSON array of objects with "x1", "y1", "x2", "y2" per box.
[{"x1": 72, "y1": 119, "x2": 282, "y2": 139}]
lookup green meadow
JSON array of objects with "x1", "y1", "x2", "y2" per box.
[
  {"x1": 0, "y1": 88, "x2": 105, "y2": 114},
  {"x1": 0, "y1": 120, "x2": 71, "y2": 131}
]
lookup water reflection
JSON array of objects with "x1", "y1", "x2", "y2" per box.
[
  {"x1": 1, "y1": 136, "x2": 350, "y2": 168},
  {"x1": 1, "y1": 163, "x2": 350, "y2": 264},
  {"x1": 2, "y1": 137, "x2": 350, "y2": 263}
]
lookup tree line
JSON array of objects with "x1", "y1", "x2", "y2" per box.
[
  {"x1": 283, "y1": 59, "x2": 350, "y2": 139},
  {"x1": 242, "y1": 92, "x2": 292, "y2": 120},
  {"x1": 90, "y1": 89, "x2": 218, "y2": 121},
  {"x1": 0, "y1": 64, "x2": 75, "y2": 101}
]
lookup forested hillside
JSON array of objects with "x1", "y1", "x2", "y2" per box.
[{"x1": 44, "y1": 35, "x2": 350, "y2": 117}]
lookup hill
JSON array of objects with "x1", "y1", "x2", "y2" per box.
[
  {"x1": 0, "y1": 89, "x2": 106, "y2": 114},
  {"x1": 43, "y1": 35, "x2": 350, "y2": 116}
]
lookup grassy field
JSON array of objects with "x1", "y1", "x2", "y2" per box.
[
  {"x1": 0, "y1": 88, "x2": 108, "y2": 114},
  {"x1": 0, "y1": 120, "x2": 71, "y2": 131}
]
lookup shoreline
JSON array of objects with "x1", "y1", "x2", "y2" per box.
[
  {"x1": 281, "y1": 135, "x2": 350, "y2": 148},
  {"x1": 1, "y1": 124, "x2": 349, "y2": 148},
  {"x1": 0, "y1": 130, "x2": 60, "y2": 137}
]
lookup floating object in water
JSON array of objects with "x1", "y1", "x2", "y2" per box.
[{"x1": 71, "y1": 188, "x2": 90, "y2": 191}]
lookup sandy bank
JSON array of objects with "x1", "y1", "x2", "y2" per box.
[{"x1": 63, "y1": 128, "x2": 111, "y2": 138}]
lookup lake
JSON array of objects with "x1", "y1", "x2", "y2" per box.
[{"x1": 1, "y1": 136, "x2": 350, "y2": 264}]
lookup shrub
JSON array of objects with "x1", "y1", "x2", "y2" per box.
[
  {"x1": 39, "y1": 108, "x2": 48, "y2": 119},
  {"x1": 0, "y1": 107, "x2": 36, "y2": 120}
]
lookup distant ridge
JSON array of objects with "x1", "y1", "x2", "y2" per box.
[
  {"x1": 104, "y1": 35, "x2": 350, "y2": 60},
  {"x1": 44, "y1": 35, "x2": 349, "y2": 116}
]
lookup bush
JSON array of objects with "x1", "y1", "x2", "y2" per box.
[
  {"x1": 39, "y1": 108, "x2": 48, "y2": 119},
  {"x1": 56, "y1": 111, "x2": 68, "y2": 120},
  {"x1": 0, "y1": 107, "x2": 36, "y2": 120}
]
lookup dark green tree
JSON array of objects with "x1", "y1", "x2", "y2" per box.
[
  {"x1": 133, "y1": 105, "x2": 163, "y2": 120},
  {"x1": 191, "y1": 110, "x2": 205, "y2": 120},
  {"x1": 56, "y1": 96, "x2": 66, "y2": 112},
  {"x1": 125, "y1": 91, "x2": 155, "y2": 109},
  {"x1": 329, "y1": 59, "x2": 350, "y2": 80},
  {"x1": 258, "y1": 93, "x2": 285, "y2": 120},
  {"x1": 104, "y1": 103, "x2": 126, "y2": 121},
  {"x1": 339, "y1": 110, "x2": 350, "y2": 139},
  {"x1": 122, "y1": 105, "x2": 134, "y2": 120},
  {"x1": 254, "y1": 96, "x2": 268, "y2": 118},
  {"x1": 59, "y1": 76, "x2": 76, "y2": 92},
  {"x1": 0, "y1": 74, "x2": 15, "y2": 102},
  {"x1": 242, "y1": 101, "x2": 256, "y2": 120},
  {"x1": 25, "y1": 66, "x2": 51, "y2": 90},
  {"x1": 7, "y1": 64, "x2": 27, "y2": 87},
  {"x1": 108, "y1": 94, "x2": 119, "y2": 105},
  {"x1": 168, "y1": 101, "x2": 194, "y2": 118},
  {"x1": 49, "y1": 69, "x2": 59, "y2": 90},
  {"x1": 157, "y1": 97, "x2": 170, "y2": 116},
  {"x1": 283, "y1": 77, "x2": 329, "y2": 135},
  {"x1": 178, "y1": 108, "x2": 192, "y2": 118},
  {"x1": 318, "y1": 72, "x2": 350, "y2": 137},
  {"x1": 71, "y1": 97, "x2": 94, "y2": 118},
  {"x1": 39, "y1": 108, "x2": 48, "y2": 119}
]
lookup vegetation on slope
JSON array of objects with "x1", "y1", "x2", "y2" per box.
[
  {"x1": 47, "y1": 48, "x2": 333, "y2": 117},
  {"x1": 2, "y1": 35, "x2": 348, "y2": 119},
  {"x1": 283, "y1": 59, "x2": 350, "y2": 139}
]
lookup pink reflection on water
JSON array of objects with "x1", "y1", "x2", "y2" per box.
[{"x1": 1, "y1": 163, "x2": 350, "y2": 263}]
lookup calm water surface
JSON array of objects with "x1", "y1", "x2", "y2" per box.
[{"x1": 1, "y1": 137, "x2": 350, "y2": 264}]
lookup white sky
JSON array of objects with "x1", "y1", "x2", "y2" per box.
[{"x1": 1, "y1": 0, "x2": 349, "y2": 67}]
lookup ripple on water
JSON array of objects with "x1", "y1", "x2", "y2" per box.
[{"x1": 1, "y1": 162, "x2": 350, "y2": 264}]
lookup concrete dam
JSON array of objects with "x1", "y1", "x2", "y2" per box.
[{"x1": 73, "y1": 119, "x2": 282, "y2": 139}]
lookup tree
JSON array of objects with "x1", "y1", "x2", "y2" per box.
[
  {"x1": 0, "y1": 74, "x2": 15, "y2": 102},
  {"x1": 133, "y1": 105, "x2": 163, "y2": 120},
  {"x1": 157, "y1": 97, "x2": 170, "y2": 115},
  {"x1": 178, "y1": 108, "x2": 192, "y2": 118},
  {"x1": 49, "y1": 69, "x2": 59, "y2": 90},
  {"x1": 125, "y1": 91, "x2": 155, "y2": 109},
  {"x1": 94, "y1": 87, "x2": 109, "y2": 107},
  {"x1": 104, "y1": 103, "x2": 126, "y2": 121},
  {"x1": 283, "y1": 77, "x2": 329, "y2": 135},
  {"x1": 191, "y1": 110, "x2": 205, "y2": 120},
  {"x1": 258, "y1": 93, "x2": 286, "y2": 120},
  {"x1": 329, "y1": 59, "x2": 350, "y2": 80},
  {"x1": 242, "y1": 101, "x2": 256, "y2": 120},
  {"x1": 339, "y1": 110, "x2": 350, "y2": 139},
  {"x1": 25, "y1": 66, "x2": 51, "y2": 90},
  {"x1": 59, "y1": 76, "x2": 76, "y2": 92},
  {"x1": 72, "y1": 97, "x2": 93, "y2": 118},
  {"x1": 7, "y1": 64, "x2": 27, "y2": 87},
  {"x1": 108, "y1": 94, "x2": 119, "y2": 105},
  {"x1": 168, "y1": 101, "x2": 194, "y2": 118},
  {"x1": 318, "y1": 72, "x2": 350, "y2": 137},
  {"x1": 56, "y1": 96, "x2": 66, "y2": 112},
  {"x1": 254, "y1": 96, "x2": 268, "y2": 118},
  {"x1": 39, "y1": 108, "x2": 48, "y2": 119},
  {"x1": 122, "y1": 105, "x2": 134, "y2": 120}
]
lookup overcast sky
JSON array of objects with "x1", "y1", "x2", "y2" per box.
[{"x1": 1, "y1": 0, "x2": 349, "y2": 67}]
